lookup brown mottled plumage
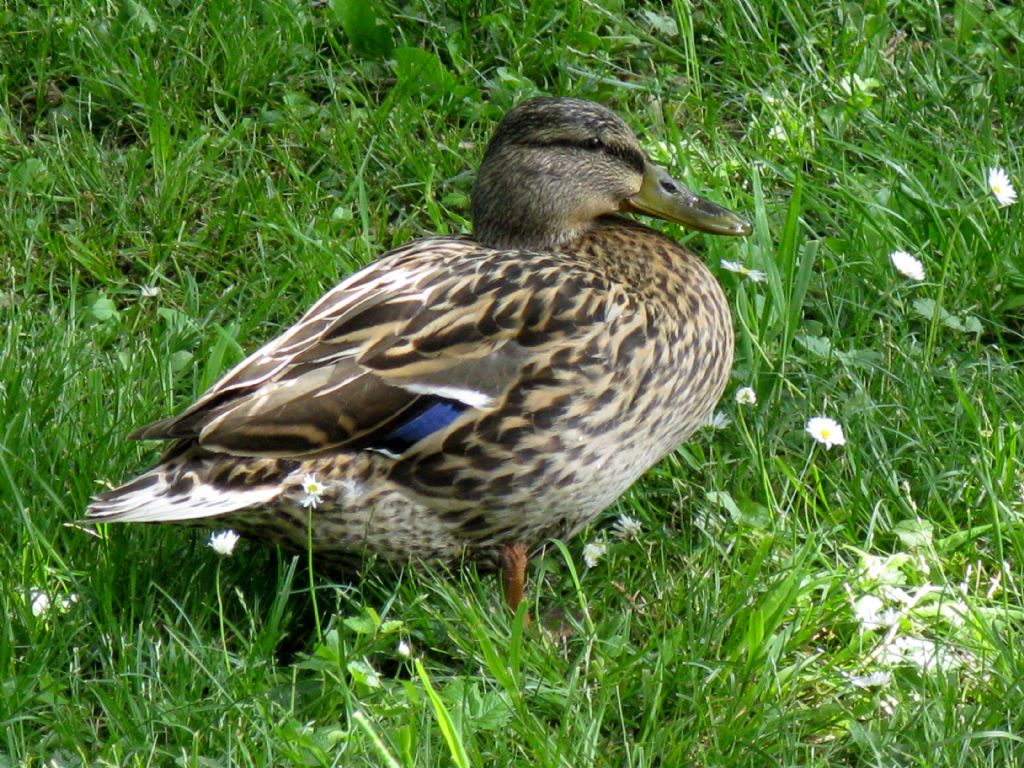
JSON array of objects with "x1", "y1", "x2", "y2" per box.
[{"x1": 85, "y1": 97, "x2": 751, "y2": 610}]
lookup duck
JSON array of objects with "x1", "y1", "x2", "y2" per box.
[{"x1": 85, "y1": 96, "x2": 751, "y2": 614}]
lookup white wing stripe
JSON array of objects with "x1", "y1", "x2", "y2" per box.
[{"x1": 401, "y1": 382, "x2": 494, "y2": 409}]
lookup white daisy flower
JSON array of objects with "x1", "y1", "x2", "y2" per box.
[
  {"x1": 805, "y1": 416, "x2": 846, "y2": 449},
  {"x1": 878, "y1": 636, "x2": 953, "y2": 672},
  {"x1": 30, "y1": 589, "x2": 51, "y2": 617},
  {"x1": 720, "y1": 259, "x2": 767, "y2": 283},
  {"x1": 28, "y1": 589, "x2": 79, "y2": 617},
  {"x1": 854, "y1": 594, "x2": 884, "y2": 625},
  {"x1": 59, "y1": 593, "x2": 80, "y2": 611},
  {"x1": 846, "y1": 670, "x2": 893, "y2": 689},
  {"x1": 861, "y1": 554, "x2": 906, "y2": 585},
  {"x1": 988, "y1": 167, "x2": 1018, "y2": 207},
  {"x1": 735, "y1": 386, "x2": 757, "y2": 405},
  {"x1": 300, "y1": 473, "x2": 327, "y2": 509},
  {"x1": 703, "y1": 410, "x2": 732, "y2": 430},
  {"x1": 612, "y1": 514, "x2": 643, "y2": 541},
  {"x1": 854, "y1": 594, "x2": 900, "y2": 631},
  {"x1": 139, "y1": 284, "x2": 161, "y2": 299},
  {"x1": 396, "y1": 639, "x2": 412, "y2": 658},
  {"x1": 209, "y1": 530, "x2": 240, "y2": 556},
  {"x1": 582, "y1": 540, "x2": 607, "y2": 568},
  {"x1": 889, "y1": 250, "x2": 925, "y2": 281}
]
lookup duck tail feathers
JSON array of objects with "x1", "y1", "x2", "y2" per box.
[{"x1": 83, "y1": 450, "x2": 282, "y2": 524}]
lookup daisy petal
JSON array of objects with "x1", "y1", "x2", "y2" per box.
[
  {"x1": 735, "y1": 386, "x2": 757, "y2": 405},
  {"x1": 806, "y1": 416, "x2": 846, "y2": 449},
  {"x1": 988, "y1": 167, "x2": 1018, "y2": 207},
  {"x1": 889, "y1": 250, "x2": 925, "y2": 281},
  {"x1": 209, "y1": 530, "x2": 240, "y2": 556}
]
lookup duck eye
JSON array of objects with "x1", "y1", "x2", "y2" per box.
[{"x1": 583, "y1": 137, "x2": 604, "y2": 150}]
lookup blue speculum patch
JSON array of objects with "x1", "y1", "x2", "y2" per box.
[{"x1": 377, "y1": 398, "x2": 468, "y2": 454}]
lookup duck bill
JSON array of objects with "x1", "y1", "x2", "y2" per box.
[{"x1": 623, "y1": 162, "x2": 752, "y2": 237}]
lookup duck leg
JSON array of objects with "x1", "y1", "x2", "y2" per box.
[{"x1": 500, "y1": 541, "x2": 530, "y2": 623}]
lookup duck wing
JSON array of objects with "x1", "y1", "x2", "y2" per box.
[{"x1": 131, "y1": 237, "x2": 628, "y2": 459}]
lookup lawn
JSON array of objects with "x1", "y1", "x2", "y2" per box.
[{"x1": 3, "y1": 0, "x2": 1024, "y2": 765}]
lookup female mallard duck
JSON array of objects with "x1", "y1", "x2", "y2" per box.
[{"x1": 86, "y1": 97, "x2": 751, "y2": 612}]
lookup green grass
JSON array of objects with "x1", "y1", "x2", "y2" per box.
[{"x1": 3, "y1": 0, "x2": 1024, "y2": 765}]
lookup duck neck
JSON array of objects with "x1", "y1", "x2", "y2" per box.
[
  {"x1": 470, "y1": 156, "x2": 595, "y2": 251},
  {"x1": 472, "y1": 215, "x2": 586, "y2": 252}
]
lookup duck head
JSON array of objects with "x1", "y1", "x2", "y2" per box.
[{"x1": 470, "y1": 97, "x2": 752, "y2": 251}]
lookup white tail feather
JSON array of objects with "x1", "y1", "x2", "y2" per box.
[{"x1": 86, "y1": 470, "x2": 281, "y2": 524}]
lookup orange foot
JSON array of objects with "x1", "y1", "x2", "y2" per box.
[{"x1": 500, "y1": 541, "x2": 532, "y2": 627}]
